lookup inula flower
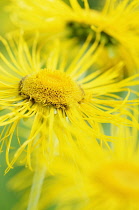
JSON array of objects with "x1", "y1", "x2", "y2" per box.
[
  {"x1": 20, "y1": 125, "x2": 139, "y2": 210},
  {"x1": 10, "y1": 0, "x2": 139, "y2": 75},
  {"x1": 9, "y1": 124, "x2": 139, "y2": 210},
  {"x1": 0, "y1": 34, "x2": 139, "y2": 173}
]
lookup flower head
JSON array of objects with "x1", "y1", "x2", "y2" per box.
[
  {"x1": 10, "y1": 0, "x2": 139, "y2": 75},
  {"x1": 0, "y1": 34, "x2": 139, "y2": 173},
  {"x1": 9, "y1": 124, "x2": 139, "y2": 210},
  {"x1": 19, "y1": 69, "x2": 84, "y2": 109},
  {"x1": 37, "y1": 125, "x2": 139, "y2": 210}
]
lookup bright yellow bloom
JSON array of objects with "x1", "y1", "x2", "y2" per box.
[
  {"x1": 46, "y1": 126, "x2": 139, "y2": 210},
  {"x1": 10, "y1": 0, "x2": 139, "y2": 75},
  {"x1": 9, "y1": 124, "x2": 139, "y2": 210},
  {"x1": 0, "y1": 34, "x2": 139, "y2": 173}
]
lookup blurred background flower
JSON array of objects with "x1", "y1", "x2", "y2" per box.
[
  {"x1": 8, "y1": 123, "x2": 139, "y2": 210},
  {"x1": 10, "y1": 0, "x2": 139, "y2": 76}
]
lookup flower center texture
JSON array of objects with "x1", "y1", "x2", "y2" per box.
[
  {"x1": 96, "y1": 163, "x2": 139, "y2": 198},
  {"x1": 19, "y1": 69, "x2": 84, "y2": 109}
]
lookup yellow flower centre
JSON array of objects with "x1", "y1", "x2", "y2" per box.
[
  {"x1": 95, "y1": 162, "x2": 139, "y2": 198},
  {"x1": 19, "y1": 69, "x2": 84, "y2": 109}
]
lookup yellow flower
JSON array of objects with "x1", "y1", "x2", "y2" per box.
[
  {"x1": 10, "y1": 0, "x2": 139, "y2": 75},
  {"x1": 35, "y1": 126, "x2": 139, "y2": 210},
  {"x1": 0, "y1": 34, "x2": 139, "y2": 173},
  {"x1": 9, "y1": 124, "x2": 139, "y2": 210}
]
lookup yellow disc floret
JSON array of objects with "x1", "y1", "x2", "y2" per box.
[{"x1": 19, "y1": 69, "x2": 84, "y2": 109}]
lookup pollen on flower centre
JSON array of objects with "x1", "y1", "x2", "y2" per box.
[
  {"x1": 19, "y1": 69, "x2": 84, "y2": 109},
  {"x1": 95, "y1": 163, "x2": 139, "y2": 198}
]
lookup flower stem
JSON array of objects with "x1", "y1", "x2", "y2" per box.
[{"x1": 27, "y1": 164, "x2": 46, "y2": 210}]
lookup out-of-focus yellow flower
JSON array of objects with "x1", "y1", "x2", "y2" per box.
[
  {"x1": 10, "y1": 0, "x2": 139, "y2": 75},
  {"x1": 38, "y1": 127, "x2": 139, "y2": 209},
  {"x1": 0, "y1": 33, "x2": 139, "y2": 173},
  {"x1": 9, "y1": 124, "x2": 139, "y2": 210},
  {"x1": 43, "y1": 125, "x2": 139, "y2": 210}
]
